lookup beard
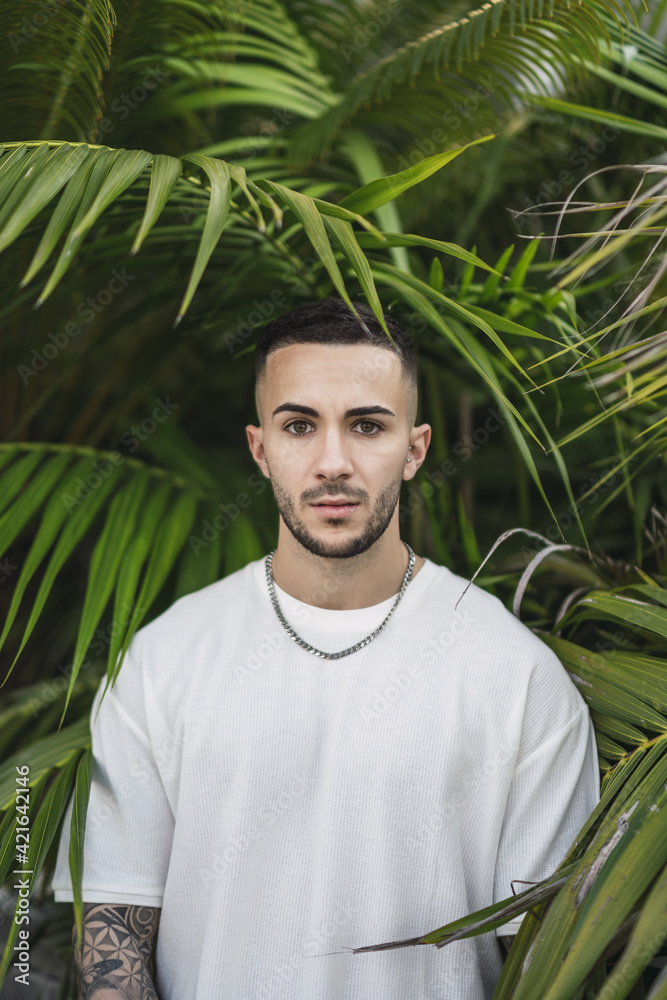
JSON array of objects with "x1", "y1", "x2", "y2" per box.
[{"x1": 268, "y1": 470, "x2": 404, "y2": 559}]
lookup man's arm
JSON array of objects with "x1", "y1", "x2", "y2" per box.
[{"x1": 73, "y1": 903, "x2": 161, "y2": 999}]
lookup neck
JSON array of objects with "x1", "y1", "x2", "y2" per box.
[{"x1": 270, "y1": 522, "x2": 425, "y2": 610}]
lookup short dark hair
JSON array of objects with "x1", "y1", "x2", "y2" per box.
[{"x1": 254, "y1": 298, "x2": 418, "y2": 418}]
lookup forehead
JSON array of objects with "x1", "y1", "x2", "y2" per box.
[{"x1": 263, "y1": 342, "x2": 405, "y2": 402}]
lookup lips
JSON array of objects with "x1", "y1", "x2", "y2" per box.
[
  {"x1": 312, "y1": 501, "x2": 359, "y2": 517},
  {"x1": 313, "y1": 502, "x2": 357, "y2": 506}
]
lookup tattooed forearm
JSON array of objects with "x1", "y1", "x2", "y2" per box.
[{"x1": 73, "y1": 903, "x2": 161, "y2": 999}]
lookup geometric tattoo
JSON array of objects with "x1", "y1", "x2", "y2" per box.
[{"x1": 72, "y1": 904, "x2": 161, "y2": 998}]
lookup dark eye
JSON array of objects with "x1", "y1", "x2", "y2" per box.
[
  {"x1": 284, "y1": 419, "x2": 382, "y2": 437},
  {"x1": 285, "y1": 419, "x2": 312, "y2": 436}
]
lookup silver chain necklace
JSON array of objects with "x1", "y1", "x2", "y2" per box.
[{"x1": 264, "y1": 543, "x2": 415, "y2": 660}]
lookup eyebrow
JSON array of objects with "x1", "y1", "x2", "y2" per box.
[{"x1": 272, "y1": 403, "x2": 396, "y2": 419}]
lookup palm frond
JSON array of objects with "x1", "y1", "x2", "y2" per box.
[
  {"x1": 0, "y1": 137, "x2": 496, "y2": 325},
  {"x1": 0, "y1": 443, "x2": 212, "y2": 706},
  {"x1": 288, "y1": 0, "x2": 634, "y2": 166},
  {"x1": 0, "y1": 0, "x2": 115, "y2": 139},
  {"x1": 493, "y1": 14, "x2": 667, "y2": 485},
  {"x1": 1, "y1": 0, "x2": 335, "y2": 153}
]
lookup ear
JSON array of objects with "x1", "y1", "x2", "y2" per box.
[
  {"x1": 403, "y1": 423, "x2": 431, "y2": 480},
  {"x1": 246, "y1": 424, "x2": 269, "y2": 475}
]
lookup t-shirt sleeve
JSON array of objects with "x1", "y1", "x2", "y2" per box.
[
  {"x1": 50, "y1": 646, "x2": 175, "y2": 906},
  {"x1": 492, "y1": 642, "x2": 600, "y2": 936}
]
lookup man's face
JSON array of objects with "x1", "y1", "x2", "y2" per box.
[{"x1": 247, "y1": 343, "x2": 421, "y2": 560}]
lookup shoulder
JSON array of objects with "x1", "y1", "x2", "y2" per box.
[
  {"x1": 128, "y1": 557, "x2": 262, "y2": 665},
  {"x1": 422, "y1": 560, "x2": 585, "y2": 711},
  {"x1": 110, "y1": 558, "x2": 264, "y2": 725},
  {"x1": 423, "y1": 560, "x2": 558, "y2": 667}
]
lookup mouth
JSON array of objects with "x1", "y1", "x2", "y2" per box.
[{"x1": 311, "y1": 501, "x2": 359, "y2": 518}]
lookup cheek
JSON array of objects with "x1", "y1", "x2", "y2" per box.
[
  {"x1": 376, "y1": 444, "x2": 407, "y2": 469},
  {"x1": 368, "y1": 456, "x2": 408, "y2": 493},
  {"x1": 270, "y1": 434, "x2": 307, "y2": 467},
  {"x1": 354, "y1": 439, "x2": 403, "y2": 470}
]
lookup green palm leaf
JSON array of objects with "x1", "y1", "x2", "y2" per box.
[
  {"x1": 564, "y1": 591, "x2": 667, "y2": 643},
  {"x1": 175, "y1": 154, "x2": 231, "y2": 325},
  {"x1": 18, "y1": 145, "x2": 111, "y2": 288},
  {"x1": 36, "y1": 147, "x2": 153, "y2": 304},
  {"x1": 288, "y1": 0, "x2": 632, "y2": 165},
  {"x1": 105, "y1": 481, "x2": 173, "y2": 684},
  {"x1": 593, "y1": 860, "x2": 667, "y2": 1000},
  {"x1": 0, "y1": 445, "x2": 212, "y2": 698},
  {"x1": 0, "y1": 754, "x2": 81, "y2": 981},
  {"x1": 339, "y1": 135, "x2": 495, "y2": 215},
  {"x1": 69, "y1": 748, "x2": 93, "y2": 949},
  {"x1": 542, "y1": 635, "x2": 667, "y2": 732},
  {"x1": 0, "y1": 772, "x2": 49, "y2": 889},
  {"x1": 260, "y1": 179, "x2": 375, "y2": 329},
  {"x1": 0, "y1": 717, "x2": 90, "y2": 811},
  {"x1": 64, "y1": 474, "x2": 151, "y2": 721},
  {"x1": 4, "y1": 460, "x2": 119, "y2": 680},
  {"x1": 509, "y1": 757, "x2": 667, "y2": 1000},
  {"x1": 0, "y1": 455, "x2": 120, "y2": 656},
  {"x1": 0, "y1": 137, "x2": 491, "y2": 325},
  {"x1": 0, "y1": 143, "x2": 89, "y2": 253},
  {"x1": 0, "y1": 453, "x2": 73, "y2": 559},
  {"x1": 130, "y1": 153, "x2": 183, "y2": 254},
  {"x1": 102, "y1": 489, "x2": 199, "y2": 700},
  {"x1": 0, "y1": 450, "x2": 45, "y2": 517}
]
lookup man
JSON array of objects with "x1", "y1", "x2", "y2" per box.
[{"x1": 52, "y1": 297, "x2": 599, "y2": 1000}]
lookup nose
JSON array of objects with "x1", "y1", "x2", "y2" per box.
[{"x1": 312, "y1": 429, "x2": 354, "y2": 482}]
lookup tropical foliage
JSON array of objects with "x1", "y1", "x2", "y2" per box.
[{"x1": 1, "y1": 0, "x2": 666, "y2": 995}]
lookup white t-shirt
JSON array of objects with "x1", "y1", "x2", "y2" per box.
[{"x1": 52, "y1": 555, "x2": 599, "y2": 1000}]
